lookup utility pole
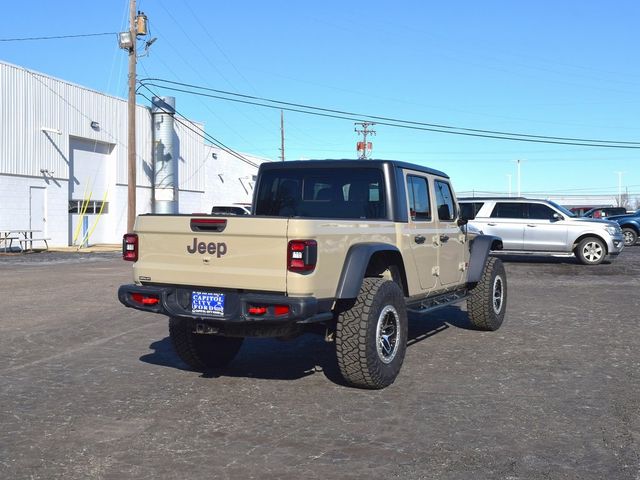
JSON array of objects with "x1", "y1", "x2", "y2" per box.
[
  {"x1": 280, "y1": 110, "x2": 285, "y2": 162},
  {"x1": 119, "y1": 3, "x2": 150, "y2": 231},
  {"x1": 126, "y1": 0, "x2": 137, "y2": 232},
  {"x1": 355, "y1": 122, "x2": 376, "y2": 159}
]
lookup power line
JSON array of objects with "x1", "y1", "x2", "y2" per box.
[
  {"x1": 139, "y1": 90, "x2": 259, "y2": 169},
  {"x1": 137, "y1": 86, "x2": 260, "y2": 168},
  {"x1": 139, "y1": 80, "x2": 640, "y2": 149},
  {"x1": 138, "y1": 77, "x2": 640, "y2": 148},
  {"x1": 145, "y1": 19, "x2": 276, "y2": 158},
  {"x1": 0, "y1": 32, "x2": 117, "y2": 42}
]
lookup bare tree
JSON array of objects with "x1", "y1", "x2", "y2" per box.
[{"x1": 617, "y1": 189, "x2": 631, "y2": 209}]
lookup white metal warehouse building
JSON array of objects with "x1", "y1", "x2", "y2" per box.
[{"x1": 0, "y1": 61, "x2": 269, "y2": 247}]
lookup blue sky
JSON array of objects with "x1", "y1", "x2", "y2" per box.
[{"x1": 2, "y1": 1, "x2": 639, "y2": 200}]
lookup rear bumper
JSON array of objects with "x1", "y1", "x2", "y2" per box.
[{"x1": 117, "y1": 284, "x2": 334, "y2": 325}]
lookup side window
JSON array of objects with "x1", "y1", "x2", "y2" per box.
[
  {"x1": 407, "y1": 175, "x2": 431, "y2": 221},
  {"x1": 528, "y1": 203, "x2": 555, "y2": 220},
  {"x1": 490, "y1": 203, "x2": 526, "y2": 218},
  {"x1": 434, "y1": 180, "x2": 455, "y2": 221},
  {"x1": 460, "y1": 202, "x2": 484, "y2": 219}
]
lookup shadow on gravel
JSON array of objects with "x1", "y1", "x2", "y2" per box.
[{"x1": 139, "y1": 306, "x2": 471, "y2": 386}]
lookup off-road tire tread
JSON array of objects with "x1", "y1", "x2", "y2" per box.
[
  {"x1": 467, "y1": 257, "x2": 506, "y2": 331},
  {"x1": 335, "y1": 278, "x2": 406, "y2": 389},
  {"x1": 169, "y1": 318, "x2": 243, "y2": 370}
]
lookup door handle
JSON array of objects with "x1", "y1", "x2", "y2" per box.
[
  {"x1": 439, "y1": 234, "x2": 450, "y2": 242},
  {"x1": 527, "y1": 224, "x2": 536, "y2": 227},
  {"x1": 487, "y1": 222, "x2": 497, "y2": 226},
  {"x1": 414, "y1": 235, "x2": 426, "y2": 244}
]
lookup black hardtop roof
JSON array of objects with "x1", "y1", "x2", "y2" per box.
[{"x1": 259, "y1": 159, "x2": 449, "y2": 179}]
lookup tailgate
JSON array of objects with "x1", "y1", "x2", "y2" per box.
[{"x1": 133, "y1": 215, "x2": 289, "y2": 292}]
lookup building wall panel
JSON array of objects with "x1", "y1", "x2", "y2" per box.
[{"x1": 0, "y1": 61, "x2": 267, "y2": 247}]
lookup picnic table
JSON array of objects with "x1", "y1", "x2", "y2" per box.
[{"x1": 0, "y1": 230, "x2": 50, "y2": 252}]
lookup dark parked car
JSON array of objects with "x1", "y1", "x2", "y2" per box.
[
  {"x1": 581, "y1": 207, "x2": 628, "y2": 219},
  {"x1": 569, "y1": 206, "x2": 599, "y2": 216},
  {"x1": 607, "y1": 209, "x2": 640, "y2": 246}
]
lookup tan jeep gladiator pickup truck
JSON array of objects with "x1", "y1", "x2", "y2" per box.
[{"x1": 118, "y1": 160, "x2": 506, "y2": 389}]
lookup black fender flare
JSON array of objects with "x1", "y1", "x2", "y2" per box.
[
  {"x1": 467, "y1": 235, "x2": 503, "y2": 284},
  {"x1": 335, "y1": 243, "x2": 401, "y2": 299}
]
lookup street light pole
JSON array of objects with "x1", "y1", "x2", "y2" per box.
[{"x1": 615, "y1": 171, "x2": 623, "y2": 207}]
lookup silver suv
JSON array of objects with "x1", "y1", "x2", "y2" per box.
[{"x1": 459, "y1": 198, "x2": 625, "y2": 265}]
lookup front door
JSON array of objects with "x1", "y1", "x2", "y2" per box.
[
  {"x1": 434, "y1": 180, "x2": 465, "y2": 287},
  {"x1": 523, "y1": 203, "x2": 568, "y2": 251},
  {"x1": 30, "y1": 187, "x2": 46, "y2": 233}
]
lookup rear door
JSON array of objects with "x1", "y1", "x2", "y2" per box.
[
  {"x1": 133, "y1": 215, "x2": 290, "y2": 292},
  {"x1": 482, "y1": 202, "x2": 525, "y2": 250},
  {"x1": 405, "y1": 172, "x2": 438, "y2": 291}
]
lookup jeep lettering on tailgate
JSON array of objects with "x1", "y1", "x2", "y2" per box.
[{"x1": 187, "y1": 238, "x2": 227, "y2": 257}]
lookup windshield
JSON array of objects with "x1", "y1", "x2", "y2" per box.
[{"x1": 548, "y1": 201, "x2": 576, "y2": 217}]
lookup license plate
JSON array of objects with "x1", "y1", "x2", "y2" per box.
[{"x1": 191, "y1": 291, "x2": 225, "y2": 316}]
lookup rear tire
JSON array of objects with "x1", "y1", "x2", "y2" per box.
[
  {"x1": 622, "y1": 228, "x2": 637, "y2": 246},
  {"x1": 467, "y1": 257, "x2": 507, "y2": 331},
  {"x1": 169, "y1": 318, "x2": 243, "y2": 370},
  {"x1": 335, "y1": 278, "x2": 408, "y2": 389},
  {"x1": 575, "y1": 237, "x2": 606, "y2": 265}
]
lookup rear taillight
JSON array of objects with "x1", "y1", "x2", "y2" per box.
[
  {"x1": 287, "y1": 240, "x2": 317, "y2": 273},
  {"x1": 247, "y1": 305, "x2": 290, "y2": 316},
  {"x1": 123, "y1": 233, "x2": 138, "y2": 261},
  {"x1": 131, "y1": 293, "x2": 159, "y2": 305}
]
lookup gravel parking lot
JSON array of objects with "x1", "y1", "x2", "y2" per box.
[{"x1": 1, "y1": 248, "x2": 639, "y2": 479}]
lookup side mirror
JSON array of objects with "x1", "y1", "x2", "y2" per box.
[
  {"x1": 458, "y1": 204, "x2": 475, "y2": 221},
  {"x1": 552, "y1": 213, "x2": 563, "y2": 221}
]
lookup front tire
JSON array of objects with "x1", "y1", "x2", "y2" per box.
[
  {"x1": 336, "y1": 278, "x2": 408, "y2": 389},
  {"x1": 575, "y1": 237, "x2": 606, "y2": 265},
  {"x1": 169, "y1": 318, "x2": 243, "y2": 370},
  {"x1": 622, "y1": 228, "x2": 637, "y2": 246},
  {"x1": 467, "y1": 256, "x2": 507, "y2": 331}
]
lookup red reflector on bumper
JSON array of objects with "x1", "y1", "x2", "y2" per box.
[
  {"x1": 274, "y1": 305, "x2": 290, "y2": 315},
  {"x1": 248, "y1": 306, "x2": 267, "y2": 315},
  {"x1": 131, "y1": 293, "x2": 159, "y2": 305}
]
